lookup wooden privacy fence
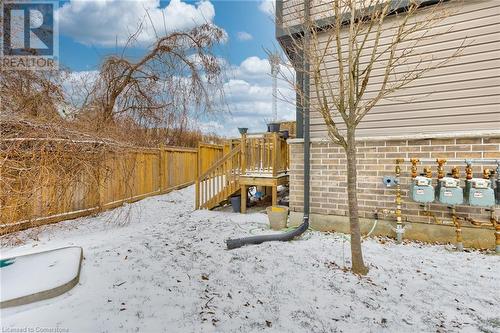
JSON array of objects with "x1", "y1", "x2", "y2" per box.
[
  {"x1": 0, "y1": 144, "x2": 197, "y2": 234},
  {"x1": 2, "y1": 134, "x2": 291, "y2": 232},
  {"x1": 198, "y1": 143, "x2": 224, "y2": 175}
]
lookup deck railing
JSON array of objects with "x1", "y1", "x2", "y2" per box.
[
  {"x1": 196, "y1": 145, "x2": 241, "y2": 209},
  {"x1": 241, "y1": 132, "x2": 289, "y2": 177}
]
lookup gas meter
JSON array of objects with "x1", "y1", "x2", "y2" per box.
[
  {"x1": 436, "y1": 177, "x2": 463, "y2": 205},
  {"x1": 410, "y1": 176, "x2": 434, "y2": 203},
  {"x1": 465, "y1": 178, "x2": 495, "y2": 207}
]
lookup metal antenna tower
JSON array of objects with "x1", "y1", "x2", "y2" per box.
[{"x1": 269, "y1": 53, "x2": 280, "y2": 122}]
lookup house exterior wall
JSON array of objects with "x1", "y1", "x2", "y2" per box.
[
  {"x1": 288, "y1": 134, "x2": 500, "y2": 248},
  {"x1": 281, "y1": 0, "x2": 351, "y2": 29},
  {"x1": 278, "y1": 0, "x2": 500, "y2": 248},
  {"x1": 279, "y1": 0, "x2": 500, "y2": 138}
]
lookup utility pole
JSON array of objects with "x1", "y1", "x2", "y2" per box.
[{"x1": 268, "y1": 53, "x2": 280, "y2": 122}]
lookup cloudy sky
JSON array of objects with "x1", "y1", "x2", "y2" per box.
[{"x1": 56, "y1": 0, "x2": 295, "y2": 137}]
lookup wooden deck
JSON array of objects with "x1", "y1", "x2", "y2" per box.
[
  {"x1": 195, "y1": 132, "x2": 290, "y2": 211},
  {"x1": 239, "y1": 173, "x2": 289, "y2": 213}
]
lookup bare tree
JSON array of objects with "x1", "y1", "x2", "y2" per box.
[
  {"x1": 85, "y1": 23, "x2": 225, "y2": 130},
  {"x1": 283, "y1": 0, "x2": 465, "y2": 274},
  {"x1": 0, "y1": 69, "x2": 66, "y2": 119}
]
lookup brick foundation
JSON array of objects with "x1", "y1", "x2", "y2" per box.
[{"x1": 288, "y1": 133, "x2": 500, "y2": 248}]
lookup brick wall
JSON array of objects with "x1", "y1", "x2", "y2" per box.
[{"x1": 289, "y1": 135, "x2": 500, "y2": 223}]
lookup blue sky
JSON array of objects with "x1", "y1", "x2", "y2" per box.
[
  {"x1": 56, "y1": 0, "x2": 295, "y2": 136},
  {"x1": 59, "y1": 0, "x2": 277, "y2": 71}
]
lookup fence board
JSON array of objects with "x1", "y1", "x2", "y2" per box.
[{"x1": 198, "y1": 143, "x2": 224, "y2": 175}]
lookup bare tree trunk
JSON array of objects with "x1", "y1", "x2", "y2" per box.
[
  {"x1": 280, "y1": 0, "x2": 464, "y2": 276},
  {"x1": 345, "y1": 128, "x2": 368, "y2": 275}
]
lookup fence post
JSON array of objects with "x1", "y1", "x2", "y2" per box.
[
  {"x1": 159, "y1": 145, "x2": 165, "y2": 193},
  {"x1": 97, "y1": 154, "x2": 106, "y2": 210},
  {"x1": 195, "y1": 143, "x2": 200, "y2": 209}
]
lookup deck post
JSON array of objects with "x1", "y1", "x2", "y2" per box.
[
  {"x1": 241, "y1": 185, "x2": 247, "y2": 213},
  {"x1": 272, "y1": 185, "x2": 278, "y2": 207},
  {"x1": 272, "y1": 132, "x2": 278, "y2": 177}
]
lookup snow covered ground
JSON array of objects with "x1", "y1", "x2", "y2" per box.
[{"x1": 1, "y1": 186, "x2": 499, "y2": 333}]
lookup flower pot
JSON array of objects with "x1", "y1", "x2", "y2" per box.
[
  {"x1": 238, "y1": 127, "x2": 248, "y2": 135},
  {"x1": 266, "y1": 205, "x2": 289, "y2": 230},
  {"x1": 267, "y1": 123, "x2": 280, "y2": 133}
]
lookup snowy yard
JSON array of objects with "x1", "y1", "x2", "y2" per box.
[{"x1": 1, "y1": 186, "x2": 499, "y2": 333}]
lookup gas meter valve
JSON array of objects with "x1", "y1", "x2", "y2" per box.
[{"x1": 382, "y1": 176, "x2": 399, "y2": 188}]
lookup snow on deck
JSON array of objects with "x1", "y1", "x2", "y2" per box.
[{"x1": 1, "y1": 186, "x2": 499, "y2": 333}]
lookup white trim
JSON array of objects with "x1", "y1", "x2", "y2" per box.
[
  {"x1": 241, "y1": 172, "x2": 288, "y2": 178},
  {"x1": 287, "y1": 130, "x2": 500, "y2": 144}
]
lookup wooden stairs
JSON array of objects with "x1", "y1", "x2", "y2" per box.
[{"x1": 196, "y1": 145, "x2": 242, "y2": 209}]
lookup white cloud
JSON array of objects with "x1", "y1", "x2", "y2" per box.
[
  {"x1": 230, "y1": 56, "x2": 293, "y2": 85},
  {"x1": 57, "y1": 0, "x2": 217, "y2": 47},
  {"x1": 236, "y1": 31, "x2": 253, "y2": 41},
  {"x1": 66, "y1": 56, "x2": 296, "y2": 138},
  {"x1": 63, "y1": 70, "x2": 99, "y2": 107},
  {"x1": 197, "y1": 120, "x2": 224, "y2": 134},
  {"x1": 201, "y1": 56, "x2": 296, "y2": 137},
  {"x1": 238, "y1": 56, "x2": 270, "y2": 75},
  {"x1": 258, "y1": 0, "x2": 275, "y2": 17}
]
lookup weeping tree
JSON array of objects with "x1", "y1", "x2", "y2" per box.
[
  {"x1": 283, "y1": 0, "x2": 465, "y2": 274},
  {"x1": 0, "y1": 68, "x2": 66, "y2": 119},
  {"x1": 0, "y1": 11, "x2": 65, "y2": 120},
  {"x1": 85, "y1": 23, "x2": 225, "y2": 132}
]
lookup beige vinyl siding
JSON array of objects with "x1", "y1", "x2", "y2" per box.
[
  {"x1": 306, "y1": 0, "x2": 500, "y2": 138},
  {"x1": 282, "y1": 0, "x2": 395, "y2": 28},
  {"x1": 281, "y1": 0, "x2": 303, "y2": 28}
]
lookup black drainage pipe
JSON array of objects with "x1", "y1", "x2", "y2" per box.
[
  {"x1": 225, "y1": 0, "x2": 311, "y2": 250},
  {"x1": 226, "y1": 217, "x2": 309, "y2": 249}
]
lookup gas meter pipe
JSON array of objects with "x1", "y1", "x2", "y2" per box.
[
  {"x1": 397, "y1": 158, "x2": 500, "y2": 164},
  {"x1": 465, "y1": 210, "x2": 499, "y2": 253},
  {"x1": 395, "y1": 159, "x2": 404, "y2": 243},
  {"x1": 449, "y1": 206, "x2": 464, "y2": 251},
  {"x1": 398, "y1": 158, "x2": 499, "y2": 252},
  {"x1": 397, "y1": 158, "x2": 499, "y2": 164}
]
